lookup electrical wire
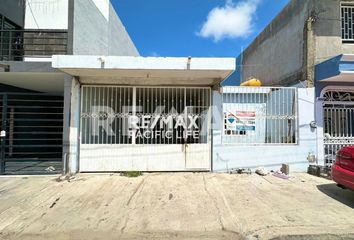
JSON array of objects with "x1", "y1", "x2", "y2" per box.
[{"x1": 26, "y1": 0, "x2": 40, "y2": 29}]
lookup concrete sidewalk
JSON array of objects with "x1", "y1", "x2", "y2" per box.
[{"x1": 0, "y1": 173, "x2": 353, "y2": 240}]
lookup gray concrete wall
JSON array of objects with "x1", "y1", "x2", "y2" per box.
[
  {"x1": 72, "y1": 0, "x2": 139, "y2": 56},
  {"x1": 313, "y1": 0, "x2": 342, "y2": 64},
  {"x1": 239, "y1": 0, "x2": 354, "y2": 86},
  {"x1": 0, "y1": 0, "x2": 25, "y2": 27},
  {"x1": 240, "y1": 1, "x2": 312, "y2": 86},
  {"x1": 314, "y1": 0, "x2": 354, "y2": 62}
]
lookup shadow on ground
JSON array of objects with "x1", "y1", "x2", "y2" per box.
[{"x1": 317, "y1": 183, "x2": 354, "y2": 208}]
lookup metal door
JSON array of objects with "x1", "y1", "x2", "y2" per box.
[
  {"x1": 80, "y1": 86, "x2": 211, "y2": 172},
  {"x1": 323, "y1": 90, "x2": 354, "y2": 167},
  {"x1": 0, "y1": 93, "x2": 64, "y2": 175}
]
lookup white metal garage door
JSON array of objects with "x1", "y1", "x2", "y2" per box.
[{"x1": 79, "y1": 86, "x2": 211, "y2": 172}]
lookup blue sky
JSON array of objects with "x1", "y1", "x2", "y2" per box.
[{"x1": 112, "y1": 0, "x2": 289, "y2": 58}]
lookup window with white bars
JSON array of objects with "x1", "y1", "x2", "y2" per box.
[
  {"x1": 222, "y1": 87, "x2": 298, "y2": 145},
  {"x1": 341, "y1": 3, "x2": 354, "y2": 41},
  {"x1": 80, "y1": 86, "x2": 210, "y2": 145}
]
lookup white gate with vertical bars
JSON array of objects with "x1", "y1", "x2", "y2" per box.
[
  {"x1": 323, "y1": 90, "x2": 354, "y2": 167},
  {"x1": 80, "y1": 86, "x2": 211, "y2": 172},
  {"x1": 222, "y1": 87, "x2": 298, "y2": 145}
]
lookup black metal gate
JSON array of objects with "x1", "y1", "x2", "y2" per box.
[{"x1": 0, "y1": 93, "x2": 63, "y2": 174}]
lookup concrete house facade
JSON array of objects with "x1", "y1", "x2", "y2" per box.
[
  {"x1": 0, "y1": 0, "x2": 238, "y2": 174},
  {"x1": 57, "y1": 56, "x2": 235, "y2": 173},
  {"x1": 233, "y1": 0, "x2": 354, "y2": 168},
  {"x1": 0, "y1": 0, "x2": 138, "y2": 174},
  {"x1": 0, "y1": 0, "x2": 318, "y2": 175}
]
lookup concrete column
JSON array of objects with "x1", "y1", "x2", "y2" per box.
[
  {"x1": 67, "y1": 0, "x2": 74, "y2": 55},
  {"x1": 63, "y1": 75, "x2": 80, "y2": 174},
  {"x1": 315, "y1": 97, "x2": 325, "y2": 166}
]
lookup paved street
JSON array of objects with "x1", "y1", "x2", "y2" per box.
[{"x1": 0, "y1": 173, "x2": 353, "y2": 240}]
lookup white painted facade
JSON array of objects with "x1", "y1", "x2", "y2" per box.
[
  {"x1": 25, "y1": 0, "x2": 69, "y2": 29},
  {"x1": 52, "y1": 55, "x2": 236, "y2": 71},
  {"x1": 213, "y1": 88, "x2": 317, "y2": 172},
  {"x1": 55, "y1": 56, "x2": 235, "y2": 173},
  {"x1": 54, "y1": 56, "x2": 318, "y2": 173},
  {"x1": 80, "y1": 144, "x2": 210, "y2": 172},
  {"x1": 92, "y1": 0, "x2": 110, "y2": 21}
]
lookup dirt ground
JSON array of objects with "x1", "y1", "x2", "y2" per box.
[{"x1": 0, "y1": 172, "x2": 353, "y2": 240}]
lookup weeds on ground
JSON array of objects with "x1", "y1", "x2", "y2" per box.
[{"x1": 120, "y1": 171, "x2": 143, "y2": 178}]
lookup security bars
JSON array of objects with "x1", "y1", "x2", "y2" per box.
[
  {"x1": 80, "y1": 86, "x2": 211, "y2": 145},
  {"x1": 341, "y1": 3, "x2": 354, "y2": 42},
  {"x1": 81, "y1": 86, "x2": 133, "y2": 145},
  {"x1": 0, "y1": 93, "x2": 63, "y2": 174},
  {"x1": 0, "y1": 29, "x2": 68, "y2": 61},
  {"x1": 222, "y1": 87, "x2": 298, "y2": 145},
  {"x1": 323, "y1": 90, "x2": 354, "y2": 166}
]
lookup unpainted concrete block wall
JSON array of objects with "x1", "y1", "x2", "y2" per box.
[
  {"x1": 239, "y1": 0, "x2": 354, "y2": 86},
  {"x1": 314, "y1": 0, "x2": 354, "y2": 63},
  {"x1": 240, "y1": 1, "x2": 311, "y2": 86}
]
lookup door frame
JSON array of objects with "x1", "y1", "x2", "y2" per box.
[
  {"x1": 320, "y1": 86, "x2": 354, "y2": 167},
  {"x1": 0, "y1": 92, "x2": 64, "y2": 175}
]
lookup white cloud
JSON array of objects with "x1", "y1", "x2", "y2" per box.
[{"x1": 198, "y1": 0, "x2": 261, "y2": 42}]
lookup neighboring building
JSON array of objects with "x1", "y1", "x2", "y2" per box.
[
  {"x1": 1, "y1": 0, "x2": 138, "y2": 62},
  {"x1": 0, "y1": 0, "x2": 138, "y2": 174},
  {"x1": 0, "y1": 0, "x2": 237, "y2": 174},
  {"x1": 232, "y1": 0, "x2": 354, "y2": 167},
  {"x1": 0, "y1": 0, "x2": 25, "y2": 29},
  {"x1": 234, "y1": 0, "x2": 354, "y2": 87}
]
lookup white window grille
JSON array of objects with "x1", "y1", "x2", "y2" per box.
[
  {"x1": 80, "y1": 86, "x2": 210, "y2": 145},
  {"x1": 222, "y1": 87, "x2": 298, "y2": 145},
  {"x1": 80, "y1": 86, "x2": 134, "y2": 145},
  {"x1": 341, "y1": 3, "x2": 354, "y2": 41}
]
